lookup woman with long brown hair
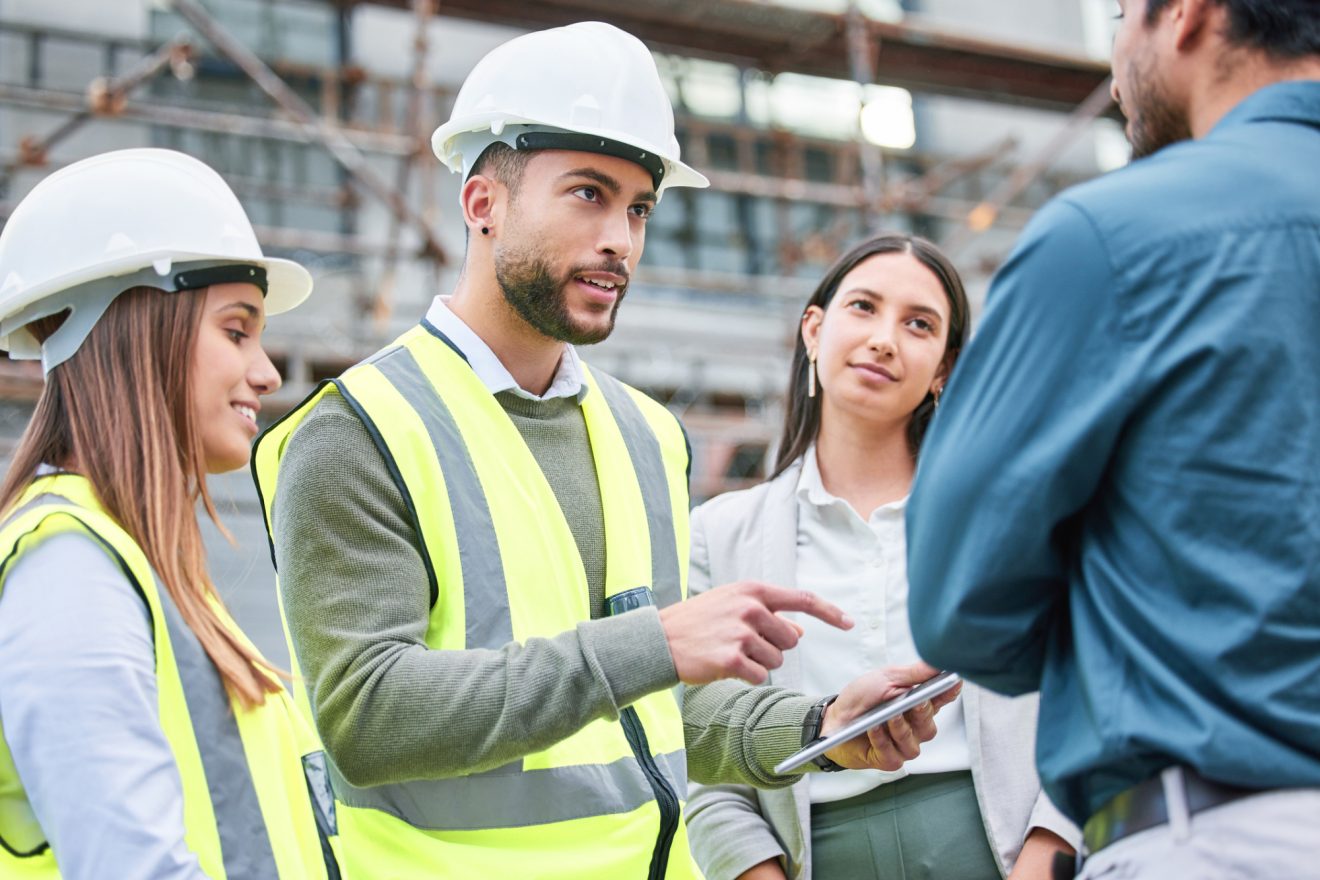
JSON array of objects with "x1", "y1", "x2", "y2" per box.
[
  {"x1": 0, "y1": 149, "x2": 339, "y2": 878},
  {"x1": 683, "y1": 233, "x2": 1079, "y2": 880}
]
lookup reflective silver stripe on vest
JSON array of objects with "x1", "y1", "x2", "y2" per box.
[
  {"x1": 329, "y1": 750, "x2": 688, "y2": 831},
  {"x1": 158, "y1": 580, "x2": 281, "y2": 877},
  {"x1": 589, "y1": 371, "x2": 683, "y2": 608},
  {"x1": 372, "y1": 346, "x2": 514, "y2": 649},
  {"x1": 0, "y1": 495, "x2": 280, "y2": 876}
]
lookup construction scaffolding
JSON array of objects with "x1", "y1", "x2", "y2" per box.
[{"x1": 0, "y1": 0, "x2": 1118, "y2": 494}]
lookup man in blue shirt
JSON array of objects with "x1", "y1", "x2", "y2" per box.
[{"x1": 906, "y1": 0, "x2": 1320, "y2": 877}]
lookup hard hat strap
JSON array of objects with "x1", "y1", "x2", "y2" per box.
[
  {"x1": 171, "y1": 264, "x2": 268, "y2": 296},
  {"x1": 0, "y1": 260, "x2": 269, "y2": 375},
  {"x1": 512, "y1": 130, "x2": 666, "y2": 190}
]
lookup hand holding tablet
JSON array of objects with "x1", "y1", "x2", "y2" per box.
[{"x1": 775, "y1": 665, "x2": 962, "y2": 775}]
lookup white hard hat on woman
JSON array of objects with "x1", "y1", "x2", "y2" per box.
[{"x1": 0, "y1": 148, "x2": 311, "y2": 373}]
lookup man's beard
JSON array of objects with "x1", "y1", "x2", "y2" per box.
[
  {"x1": 493, "y1": 240, "x2": 628, "y2": 346},
  {"x1": 1121, "y1": 51, "x2": 1193, "y2": 160}
]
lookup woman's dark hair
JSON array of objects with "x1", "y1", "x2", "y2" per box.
[{"x1": 770, "y1": 232, "x2": 971, "y2": 479}]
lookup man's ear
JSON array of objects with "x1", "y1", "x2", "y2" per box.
[
  {"x1": 1168, "y1": 0, "x2": 1215, "y2": 52},
  {"x1": 460, "y1": 173, "x2": 502, "y2": 237}
]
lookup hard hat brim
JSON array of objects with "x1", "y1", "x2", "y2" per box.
[
  {"x1": 2, "y1": 250, "x2": 312, "y2": 322},
  {"x1": 259, "y1": 257, "x2": 314, "y2": 315},
  {"x1": 432, "y1": 116, "x2": 710, "y2": 192}
]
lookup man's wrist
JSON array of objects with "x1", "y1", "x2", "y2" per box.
[{"x1": 802, "y1": 695, "x2": 845, "y2": 772}]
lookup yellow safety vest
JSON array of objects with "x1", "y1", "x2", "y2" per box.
[
  {"x1": 253, "y1": 322, "x2": 703, "y2": 879},
  {"x1": 0, "y1": 474, "x2": 341, "y2": 880}
]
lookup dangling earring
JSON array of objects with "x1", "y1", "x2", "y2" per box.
[
  {"x1": 932, "y1": 385, "x2": 943, "y2": 409},
  {"x1": 807, "y1": 351, "x2": 818, "y2": 399}
]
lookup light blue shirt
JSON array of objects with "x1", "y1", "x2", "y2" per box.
[
  {"x1": 0, "y1": 531, "x2": 206, "y2": 878},
  {"x1": 906, "y1": 82, "x2": 1320, "y2": 824}
]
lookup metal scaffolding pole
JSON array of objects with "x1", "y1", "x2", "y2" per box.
[
  {"x1": 845, "y1": 2, "x2": 884, "y2": 231},
  {"x1": 0, "y1": 82, "x2": 415, "y2": 155},
  {"x1": 879, "y1": 135, "x2": 1017, "y2": 214},
  {"x1": 374, "y1": 0, "x2": 437, "y2": 329},
  {"x1": 0, "y1": 38, "x2": 194, "y2": 192},
  {"x1": 942, "y1": 76, "x2": 1115, "y2": 256},
  {"x1": 165, "y1": 0, "x2": 448, "y2": 264}
]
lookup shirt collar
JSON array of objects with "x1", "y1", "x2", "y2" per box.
[
  {"x1": 424, "y1": 296, "x2": 588, "y2": 403},
  {"x1": 1208, "y1": 80, "x2": 1320, "y2": 137},
  {"x1": 796, "y1": 445, "x2": 837, "y2": 508},
  {"x1": 794, "y1": 446, "x2": 909, "y2": 514}
]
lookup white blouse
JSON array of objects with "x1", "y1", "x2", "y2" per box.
[{"x1": 794, "y1": 447, "x2": 970, "y2": 805}]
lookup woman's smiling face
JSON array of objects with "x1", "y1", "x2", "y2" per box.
[{"x1": 190, "y1": 282, "x2": 281, "y2": 474}]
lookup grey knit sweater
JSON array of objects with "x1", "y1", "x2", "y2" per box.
[{"x1": 271, "y1": 388, "x2": 810, "y2": 790}]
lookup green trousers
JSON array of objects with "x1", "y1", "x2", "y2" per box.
[{"x1": 810, "y1": 770, "x2": 1000, "y2": 880}]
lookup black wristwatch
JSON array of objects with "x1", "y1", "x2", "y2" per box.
[{"x1": 802, "y1": 695, "x2": 845, "y2": 772}]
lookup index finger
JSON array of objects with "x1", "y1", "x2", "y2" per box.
[{"x1": 757, "y1": 585, "x2": 853, "y2": 629}]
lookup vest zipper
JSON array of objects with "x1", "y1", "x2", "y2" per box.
[{"x1": 620, "y1": 706, "x2": 680, "y2": 880}]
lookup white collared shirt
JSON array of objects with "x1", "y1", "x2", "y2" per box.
[
  {"x1": 794, "y1": 447, "x2": 970, "y2": 805},
  {"x1": 424, "y1": 296, "x2": 587, "y2": 402}
]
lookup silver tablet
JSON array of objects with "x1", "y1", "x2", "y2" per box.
[{"x1": 773, "y1": 670, "x2": 962, "y2": 775}]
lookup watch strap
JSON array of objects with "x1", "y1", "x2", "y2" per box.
[{"x1": 802, "y1": 694, "x2": 845, "y2": 772}]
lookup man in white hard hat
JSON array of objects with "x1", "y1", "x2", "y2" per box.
[{"x1": 254, "y1": 22, "x2": 946, "y2": 879}]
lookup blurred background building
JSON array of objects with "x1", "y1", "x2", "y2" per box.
[{"x1": 0, "y1": 0, "x2": 1123, "y2": 659}]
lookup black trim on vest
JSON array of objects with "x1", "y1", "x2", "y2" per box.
[
  {"x1": 302, "y1": 752, "x2": 342, "y2": 880},
  {"x1": 620, "y1": 706, "x2": 680, "y2": 880},
  {"x1": 0, "y1": 500, "x2": 156, "y2": 657},
  {"x1": 333, "y1": 377, "x2": 441, "y2": 609},
  {"x1": 251, "y1": 378, "x2": 342, "y2": 572},
  {"x1": 0, "y1": 838, "x2": 48, "y2": 859},
  {"x1": 419, "y1": 319, "x2": 470, "y2": 363},
  {"x1": 0, "y1": 502, "x2": 148, "y2": 861},
  {"x1": 678, "y1": 421, "x2": 693, "y2": 495}
]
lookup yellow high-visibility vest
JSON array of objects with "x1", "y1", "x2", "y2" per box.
[
  {"x1": 0, "y1": 474, "x2": 341, "y2": 880},
  {"x1": 253, "y1": 322, "x2": 703, "y2": 879}
]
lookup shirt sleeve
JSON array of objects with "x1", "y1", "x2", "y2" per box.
[
  {"x1": 0, "y1": 532, "x2": 207, "y2": 880},
  {"x1": 682, "y1": 500, "x2": 817, "y2": 789},
  {"x1": 272, "y1": 392, "x2": 680, "y2": 787},
  {"x1": 906, "y1": 198, "x2": 1133, "y2": 695}
]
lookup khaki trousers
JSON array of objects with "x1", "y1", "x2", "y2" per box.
[{"x1": 1078, "y1": 788, "x2": 1320, "y2": 880}]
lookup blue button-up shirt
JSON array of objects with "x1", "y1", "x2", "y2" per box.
[{"x1": 906, "y1": 81, "x2": 1320, "y2": 825}]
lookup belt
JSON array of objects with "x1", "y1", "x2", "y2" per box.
[{"x1": 1082, "y1": 766, "x2": 1260, "y2": 854}]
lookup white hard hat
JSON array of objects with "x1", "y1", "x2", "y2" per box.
[
  {"x1": 0, "y1": 148, "x2": 312, "y2": 373},
  {"x1": 431, "y1": 21, "x2": 709, "y2": 197}
]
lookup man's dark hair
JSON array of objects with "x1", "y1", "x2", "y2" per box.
[
  {"x1": 469, "y1": 142, "x2": 541, "y2": 195},
  {"x1": 1145, "y1": 0, "x2": 1320, "y2": 57}
]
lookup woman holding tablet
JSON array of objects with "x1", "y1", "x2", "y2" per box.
[{"x1": 683, "y1": 234, "x2": 1078, "y2": 880}]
